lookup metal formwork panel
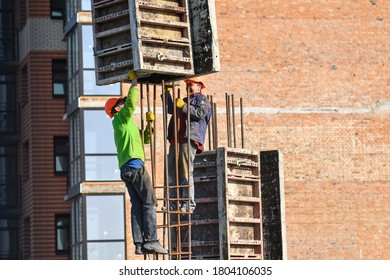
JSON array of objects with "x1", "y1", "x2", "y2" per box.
[
  {"x1": 221, "y1": 148, "x2": 263, "y2": 260},
  {"x1": 129, "y1": 0, "x2": 194, "y2": 80},
  {"x1": 188, "y1": 0, "x2": 220, "y2": 76},
  {"x1": 161, "y1": 148, "x2": 284, "y2": 260},
  {"x1": 91, "y1": 0, "x2": 194, "y2": 85},
  {"x1": 91, "y1": 0, "x2": 134, "y2": 85},
  {"x1": 91, "y1": 0, "x2": 219, "y2": 85},
  {"x1": 191, "y1": 147, "x2": 264, "y2": 260},
  {"x1": 191, "y1": 152, "x2": 219, "y2": 259},
  {"x1": 260, "y1": 150, "x2": 287, "y2": 260}
]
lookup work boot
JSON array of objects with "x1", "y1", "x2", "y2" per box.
[
  {"x1": 169, "y1": 204, "x2": 177, "y2": 211},
  {"x1": 135, "y1": 243, "x2": 144, "y2": 255},
  {"x1": 180, "y1": 204, "x2": 194, "y2": 213},
  {"x1": 143, "y1": 241, "x2": 168, "y2": 254}
]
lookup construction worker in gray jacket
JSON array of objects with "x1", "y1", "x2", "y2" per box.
[{"x1": 164, "y1": 78, "x2": 211, "y2": 213}]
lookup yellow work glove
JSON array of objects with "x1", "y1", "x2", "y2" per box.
[
  {"x1": 128, "y1": 70, "x2": 137, "y2": 80},
  {"x1": 146, "y1": 111, "x2": 155, "y2": 122},
  {"x1": 164, "y1": 84, "x2": 173, "y2": 93},
  {"x1": 176, "y1": 98, "x2": 185, "y2": 109}
]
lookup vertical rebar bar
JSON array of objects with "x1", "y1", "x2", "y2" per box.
[
  {"x1": 186, "y1": 82, "x2": 192, "y2": 259},
  {"x1": 240, "y1": 97, "x2": 245, "y2": 148},
  {"x1": 231, "y1": 94, "x2": 236, "y2": 148},
  {"x1": 146, "y1": 82, "x2": 155, "y2": 188},
  {"x1": 140, "y1": 83, "x2": 144, "y2": 144},
  {"x1": 226, "y1": 93, "x2": 231, "y2": 147},
  {"x1": 213, "y1": 103, "x2": 218, "y2": 149},
  {"x1": 153, "y1": 84, "x2": 157, "y2": 186},
  {"x1": 172, "y1": 85, "x2": 182, "y2": 259},
  {"x1": 161, "y1": 80, "x2": 171, "y2": 259},
  {"x1": 140, "y1": 83, "x2": 147, "y2": 260},
  {"x1": 207, "y1": 95, "x2": 212, "y2": 150}
]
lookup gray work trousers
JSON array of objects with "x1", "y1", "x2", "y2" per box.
[{"x1": 168, "y1": 142, "x2": 197, "y2": 210}]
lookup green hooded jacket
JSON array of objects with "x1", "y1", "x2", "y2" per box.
[{"x1": 112, "y1": 86, "x2": 151, "y2": 168}]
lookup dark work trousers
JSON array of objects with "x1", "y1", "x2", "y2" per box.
[{"x1": 120, "y1": 165, "x2": 157, "y2": 245}]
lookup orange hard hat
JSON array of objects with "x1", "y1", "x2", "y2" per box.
[
  {"x1": 184, "y1": 78, "x2": 205, "y2": 89},
  {"x1": 105, "y1": 97, "x2": 120, "y2": 118}
]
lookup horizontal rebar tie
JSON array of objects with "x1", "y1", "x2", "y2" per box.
[{"x1": 154, "y1": 184, "x2": 190, "y2": 189}]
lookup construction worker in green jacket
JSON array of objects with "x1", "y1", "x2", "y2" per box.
[{"x1": 104, "y1": 71, "x2": 168, "y2": 255}]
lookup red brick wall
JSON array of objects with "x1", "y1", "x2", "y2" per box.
[
  {"x1": 27, "y1": 0, "x2": 51, "y2": 18},
  {"x1": 142, "y1": 1, "x2": 389, "y2": 260},
  {"x1": 194, "y1": 1, "x2": 390, "y2": 259},
  {"x1": 116, "y1": 1, "x2": 390, "y2": 260}
]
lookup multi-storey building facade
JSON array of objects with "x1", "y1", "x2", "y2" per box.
[
  {"x1": 0, "y1": 0, "x2": 18, "y2": 260},
  {"x1": 2, "y1": 0, "x2": 141, "y2": 260},
  {"x1": 63, "y1": 0, "x2": 126, "y2": 260},
  {"x1": 1, "y1": 0, "x2": 389, "y2": 260},
  {"x1": 1, "y1": 0, "x2": 69, "y2": 259}
]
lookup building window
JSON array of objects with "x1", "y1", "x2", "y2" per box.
[
  {"x1": 71, "y1": 196, "x2": 83, "y2": 260},
  {"x1": 55, "y1": 214, "x2": 70, "y2": 254},
  {"x1": 0, "y1": 146, "x2": 17, "y2": 208},
  {"x1": 54, "y1": 136, "x2": 68, "y2": 175},
  {"x1": 81, "y1": 0, "x2": 91, "y2": 11},
  {"x1": 21, "y1": 66, "x2": 28, "y2": 107},
  {"x1": 51, "y1": 0, "x2": 65, "y2": 19},
  {"x1": 69, "y1": 113, "x2": 81, "y2": 189},
  {"x1": 18, "y1": 0, "x2": 27, "y2": 29},
  {"x1": 83, "y1": 110, "x2": 119, "y2": 181},
  {"x1": 81, "y1": 25, "x2": 120, "y2": 96},
  {"x1": 22, "y1": 217, "x2": 31, "y2": 259},
  {"x1": 82, "y1": 25, "x2": 94, "y2": 69},
  {"x1": 67, "y1": 28, "x2": 79, "y2": 105},
  {"x1": 22, "y1": 141, "x2": 29, "y2": 182},
  {"x1": 0, "y1": 219, "x2": 18, "y2": 259},
  {"x1": 86, "y1": 195, "x2": 125, "y2": 260},
  {"x1": 66, "y1": 0, "x2": 77, "y2": 24},
  {"x1": 0, "y1": 74, "x2": 17, "y2": 134},
  {"x1": 52, "y1": 60, "x2": 67, "y2": 98},
  {"x1": 0, "y1": 1, "x2": 15, "y2": 61}
]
